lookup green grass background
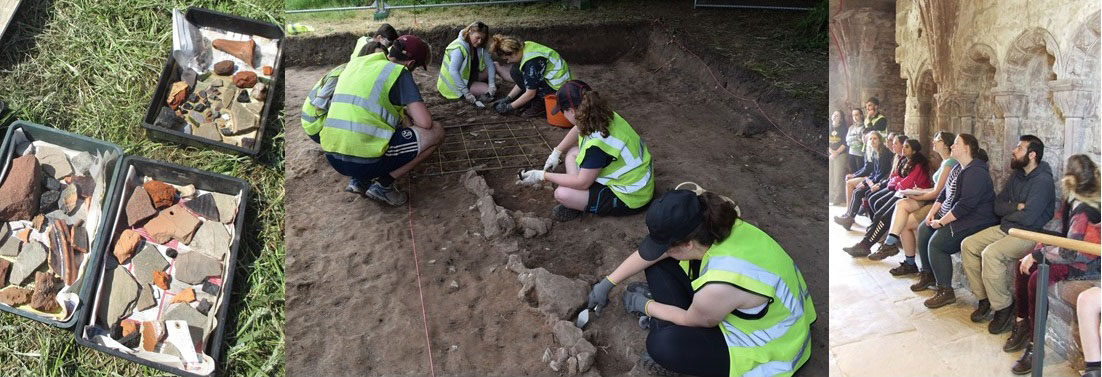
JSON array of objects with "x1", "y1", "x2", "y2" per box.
[{"x1": 0, "y1": 0, "x2": 284, "y2": 376}]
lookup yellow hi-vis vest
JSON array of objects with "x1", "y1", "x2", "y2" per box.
[
  {"x1": 681, "y1": 219, "x2": 816, "y2": 377},
  {"x1": 436, "y1": 38, "x2": 487, "y2": 99},
  {"x1": 301, "y1": 63, "x2": 347, "y2": 137},
  {"x1": 575, "y1": 112, "x2": 654, "y2": 208},
  {"x1": 520, "y1": 41, "x2": 571, "y2": 90},
  {"x1": 350, "y1": 36, "x2": 373, "y2": 60},
  {"x1": 321, "y1": 52, "x2": 406, "y2": 159}
]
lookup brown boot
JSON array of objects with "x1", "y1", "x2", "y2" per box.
[
  {"x1": 889, "y1": 260, "x2": 919, "y2": 276},
  {"x1": 909, "y1": 271, "x2": 935, "y2": 291},
  {"x1": 868, "y1": 243, "x2": 900, "y2": 261},
  {"x1": 924, "y1": 286, "x2": 956, "y2": 308},
  {"x1": 1011, "y1": 343, "x2": 1033, "y2": 375},
  {"x1": 1003, "y1": 319, "x2": 1030, "y2": 352}
]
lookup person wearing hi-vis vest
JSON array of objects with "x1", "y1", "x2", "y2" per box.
[
  {"x1": 516, "y1": 81, "x2": 654, "y2": 222},
  {"x1": 584, "y1": 187, "x2": 815, "y2": 377},
  {"x1": 350, "y1": 23, "x2": 398, "y2": 60},
  {"x1": 301, "y1": 63, "x2": 347, "y2": 144},
  {"x1": 436, "y1": 21, "x2": 496, "y2": 106},
  {"x1": 322, "y1": 34, "x2": 444, "y2": 206},
  {"x1": 487, "y1": 34, "x2": 571, "y2": 117}
]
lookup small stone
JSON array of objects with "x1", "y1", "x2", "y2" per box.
[
  {"x1": 194, "y1": 102, "x2": 207, "y2": 112},
  {"x1": 39, "y1": 190, "x2": 60, "y2": 212},
  {"x1": 99, "y1": 266, "x2": 139, "y2": 328},
  {"x1": 171, "y1": 288, "x2": 195, "y2": 304},
  {"x1": 71, "y1": 176, "x2": 95, "y2": 197},
  {"x1": 0, "y1": 286, "x2": 32, "y2": 306},
  {"x1": 175, "y1": 251, "x2": 222, "y2": 285},
  {"x1": 0, "y1": 155, "x2": 43, "y2": 221},
  {"x1": 167, "y1": 81, "x2": 188, "y2": 110},
  {"x1": 155, "y1": 106, "x2": 186, "y2": 130},
  {"x1": 141, "y1": 321, "x2": 164, "y2": 352},
  {"x1": 30, "y1": 271, "x2": 62, "y2": 313},
  {"x1": 196, "y1": 299, "x2": 212, "y2": 315},
  {"x1": 113, "y1": 229, "x2": 142, "y2": 264},
  {"x1": 165, "y1": 248, "x2": 178, "y2": 259},
  {"x1": 9, "y1": 241, "x2": 45, "y2": 285},
  {"x1": 69, "y1": 152, "x2": 94, "y2": 176},
  {"x1": 201, "y1": 280, "x2": 220, "y2": 296},
  {"x1": 210, "y1": 79, "x2": 223, "y2": 88},
  {"x1": 251, "y1": 83, "x2": 267, "y2": 101},
  {"x1": 448, "y1": 280, "x2": 459, "y2": 291},
  {"x1": 143, "y1": 181, "x2": 177, "y2": 209},
  {"x1": 211, "y1": 193, "x2": 237, "y2": 224},
  {"x1": 71, "y1": 222, "x2": 89, "y2": 254},
  {"x1": 136, "y1": 284, "x2": 155, "y2": 311},
  {"x1": 42, "y1": 176, "x2": 60, "y2": 191},
  {"x1": 262, "y1": 65, "x2": 273, "y2": 75},
  {"x1": 188, "y1": 93, "x2": 199, "y2": 103},
  {"x1": 182, "y1": 102, "x2": 194, "y2": 111},
  {"x1": 121, "y1": 319, "x2": 140, "y2": 337},
  {"x1": 213, "y1": 60, "x2": 235, "y2": 75},
  {"x1": 36, "y1": 146, "x2": 74, "y2": 180},
  {"x1": 184, "y1": 193, "x2": 220, "y2": 221},
  {"x1": 131, "y1": 244, "x2": 167, "y2": 286},
  {"x1": 236, "y1": 90, "x2": 251, "y2": 103},
  {"x1": 188, "y1": 222, "x2": 230, "y2": 260},
  {"x1": 152, "y1": 270, "x2": 170, "y2": 290},
  {"x1": 232, "y1": 71, "x2": 257, "y2": 88},
  {"x1": 59, "y1": 184, "x2": 80, "y2": 214},
  {"x1": 178, "y1": 185, "x2": 196, "y2": 199},
  {"x1": 188, "y1": 111, "x2": 207, "y2": 126},
  {"x1": 164, "y1": 303, "x2": 208, "y2": 343},
  {"x1": 0, "y1": 259, "x2": 9, "y2": 284},
  {"x1": 0, "y1": 236, "x2": 19, "y2": 258},
  {"x1": 15, "y1": 228, "x2": 31, "y2": 243},
  {"x1": 32, "y1": 214, "x2": 46, "y2": 231},
  {"x1": 194, "y1": 122, "x2": 222, "y2": 141},
  {"x1": 219, "y1": 127, "x2": 233, "y2": 137},
  {"x1": 125, "y1": 187, "x2": 157, "y2": 227},
  {"x1": 145, "y1": 204, "x2": 201, "y2": 244},
  {"x1": 241, "y1": 138, "x2": 256, "y2": 150}
]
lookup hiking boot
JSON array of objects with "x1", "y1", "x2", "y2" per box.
[
  {"x1": 345, "y1": 179, "x2": 370, "y2": 196},
  {"x1": 924, "y1": 286, "x2": 957, "y2": 309},
  {"x1": 910, "y1": 271, "x2": 935, "y2": 291},
  {"x1": 1003, "y1": 319, "x2": 1031, "y2": 352},
  {"x1": 989, "y1": 302, "x2": 1016, "y2": 334},
  {"x1": 889, "y1": 260, "x2": 919, "y2": 276},
  {"x1": 843, "y1": 242, "x2": 871, "y2": 257},
  {"x1": 868, "y1": 243, "x2": 900, "y2": 261},
  {"x1": 971, "y1": 298, "x2": 991, "y2": 323},
  {"x1": 551, "y1": 204, "x2": 582, "y2": 222},
  {"x1": 833, "y1": 215, "x2": 854, "y2": 231},
  {"x1": 364, "y1": 182, "x2": 408, "y2": 206},
  {"x1": 638, "y1": 350, "x2": 678, "y2": 377},
  {"x1": 1011, "y1": 343, "x2": 1033, "y2": 375}
]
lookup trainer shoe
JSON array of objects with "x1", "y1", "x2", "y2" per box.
[
  {"x1": 364, "y1": 182, "x2": 408, "y2": 206},
  {"x1": 551, "y1": 204, "x2": 583, "y2": 222},
  {"x1": 345, "y1": 179, "x2": 370, "y2": 196}
]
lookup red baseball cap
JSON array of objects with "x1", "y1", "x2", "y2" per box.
[
  {"x1": 395, "y1": 34, "x2": 430, "y2": 71},
  {"x1": 550, "y1": 80, "x2": 592, "y2": 115}
]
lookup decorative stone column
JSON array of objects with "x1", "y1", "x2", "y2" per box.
[
  {"x1": 955, "y1": 93, "x2": 978, "y2": 136},
  {"x1": 903, "y1": 96, "x2": 923, "y2": 139},
  {"x1": 1049, "y1": 79, "x2": 1098, "y2": 163},
  {"x1": 992, "y1": 88, "x2": 1027, "y2": 154}
]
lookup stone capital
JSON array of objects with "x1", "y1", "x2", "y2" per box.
[
  {"x1": 991, "y1": 88, "x2": 1027, "y2": 118},
  {"x1": 1048, "y1": 79, "x2": 1098, "y2": 118}
]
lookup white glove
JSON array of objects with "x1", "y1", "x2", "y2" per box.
[
  {"x1": 487, "y1": 86, "x2": 496, "y2": 97},
  {"x1": 463, "y1": 92, "x2": 477, "y2": 104},
  {"x1": 543, "y1": 149, "x2": 562, "y2": 171},
  {"x1": 517, "y1": 169, "x2": 545, "y2": 185}
]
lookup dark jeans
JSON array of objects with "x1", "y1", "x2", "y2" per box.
[
  {"x1": 1013, "y1": 261, "x2": 1069, "y2": 334},
  {"x1": 916, "y1": 222, "x2": 985, "y2": 286},
  {"x1": 644, "y1": 259, "x2": 730, "y2": 377}
]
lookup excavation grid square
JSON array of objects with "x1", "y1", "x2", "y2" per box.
[{"x1": 416, "y1": 119, "x2": 554, "y2": 176}]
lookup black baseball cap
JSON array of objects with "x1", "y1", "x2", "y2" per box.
[
  {"x1": 638, "y1": 190, "x2": 703, "y2": 261},
  {"x1": 550, "y1": 80, "x2": 591, "y2": 115}
]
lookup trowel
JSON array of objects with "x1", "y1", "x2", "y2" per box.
[
  {"x1": 474, "y1": 100, "x2": 486, "y2": 109},
  {"x1": 575, "y1": 308, "x2": 592, "y2": 329}
]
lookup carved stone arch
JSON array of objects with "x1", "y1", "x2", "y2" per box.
[
  {"x1": 1004, "y1": 27, "x2": 1061, "y2": 83},
  {"x1": 1062, "y1": 11, "x2": 1100, "y2": 80},
  {"x1": 960, "y1": 43, "x2": 999, "y2": 86}
]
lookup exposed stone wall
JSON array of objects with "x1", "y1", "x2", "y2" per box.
[
  {"x1": 894, "y1": 0, "x2": 1100, "y2": 189},
  {"x1": 829, "y1": 3, "x2": 907, "y2": 133}
]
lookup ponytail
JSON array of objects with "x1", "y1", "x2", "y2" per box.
[
  {"x1": 668, "y1": 187, "x2": 740, "y2": 248},
  {"x1": 489, "y1": 34, "x2": 522, "y2": 59},
  {"x1": 959, "y1": 134, "x2": 988, "y2": 162},
  {"x1": 575, "y1": 91, "x2": 614, "y2": 137}
]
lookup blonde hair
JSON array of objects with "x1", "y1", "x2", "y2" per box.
[
  {"x1": 576, "y1": 91, "x2": 614, "y2": 137},
  {"x1": 865, "y1": 131, "x2": 884, "y2": 160},
  {"x1": 461, "y1": 21, "x2": 489, "y2": 48},
  {"x1": 489, "y1": 34, "x2": 523, "y2": 59}
]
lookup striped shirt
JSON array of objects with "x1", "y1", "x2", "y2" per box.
[{"x1": 936, "y1": 164, "x2": 964, "y2": 218}]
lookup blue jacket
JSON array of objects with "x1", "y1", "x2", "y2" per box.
[
  {"x1": 938, "y1": 158, "x2": 998, "y2": 233},
  {"x1": 854, "y1": 148, "x2": 893, "y2": 182}
]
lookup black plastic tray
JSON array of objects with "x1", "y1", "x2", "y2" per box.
[
  {"x1": 141, "y1": 6, "x2": 283, "y2": 157},
  {"x1": 0, "y1": 120, "x2": 124, "y2": 328},
  {"x1": 74, "y1": 156, "x2": 250, "y2": 377}
]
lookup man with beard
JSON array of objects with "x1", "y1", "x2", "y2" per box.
[{"x1": 960, "y1": 135, "x2": 1056, "y2": 334}]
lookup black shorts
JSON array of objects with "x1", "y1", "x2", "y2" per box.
[
  {"x1": 586, "y1": 183, "x2": 647, "y2": 216},
  {"x1": 325, "y1": 127, "x2": 420, "y2": 181}
]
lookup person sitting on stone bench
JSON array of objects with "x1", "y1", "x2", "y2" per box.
[
  {"x1": 835, "y1": 131, "x2": 892, "y2": 230},
  {"x1": 1003, "y1": 154, "x2": 1099, "y2": 375},
  {"x1": 865, "y1": 134, "x2": 910, "y2": 215},
  {"x1": 878, "y1": 132, "x2": 958, "y2": 276},
  {"x1": 962, "y1": 134, "x2": 1056, "y2": 334},
  {"x1": 1077, "y1": 287, "x2": 1101, "y2": 377},
  {"x1": 843, "y1": 138, "x2": 932, "y2": 258},
  {"x1": 912, "y1": 133, "x2": 998, "y2": 308}
]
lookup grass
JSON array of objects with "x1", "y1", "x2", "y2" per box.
[{"x1": 0, "y1": 0, "x2": 284, "y2": 376}]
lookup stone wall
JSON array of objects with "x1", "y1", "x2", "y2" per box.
[
  {"x1": 893, "y1": 0, "x2": 1100, "y2": 188},
  {"x1": 829, "y1": 1, "x2": 907, "y2": 134}
]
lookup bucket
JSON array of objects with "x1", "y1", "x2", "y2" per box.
[{"x1": 544, "y1": 94, "x2": 573, "y2": 128}]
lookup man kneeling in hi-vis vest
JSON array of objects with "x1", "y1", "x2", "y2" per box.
[
  {"x1": 321, "y1": 34, "x2": 444, "y2": 206},
  {"x1": 517, "y1": 80, "x2": 654, "y2": 222},
  {"x1": 585, "y1": 187, "x2": 816, "y2": 377}
]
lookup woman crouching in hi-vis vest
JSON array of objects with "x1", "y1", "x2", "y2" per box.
[
  {"x1": 586, "y1": 187, "x2": 816, "y2": 377},
  {"x1": 487, "y1": 34, "x2": 571, "y2": 117},
  {"x1": 303, "y1": 41, "x2": 391, "y2": 145},
  {"x1": 516, "y1": 80, "x2": 654, "y2": 222},
  {"x1": 436, "y1": 21, "x2": 497, "y2": 107},
  {"x1": 321, "y1": 35, "x2": 445, "y2": 207}
]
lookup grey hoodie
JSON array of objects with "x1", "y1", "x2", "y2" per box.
[
  {"x1": 994, "y1": 160, "x2": 1056, "y2": 232},
  {"x1": 445, "y1": 30, "x2": 496, "y2": 96}
]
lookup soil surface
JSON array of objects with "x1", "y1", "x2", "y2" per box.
[{"x1": 285, "y1": 18, "x2": 828, "y2": 377}]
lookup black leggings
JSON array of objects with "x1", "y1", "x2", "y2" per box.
[
  {"x1": 845, "y1": 184, "x2": 872, "y2": 217},
  {"x1": 644, "y1": 259, "x2": 730, "y2": 377},
  {"x1": 861, "y1": 200, "x2": 899, "y2": 245}
]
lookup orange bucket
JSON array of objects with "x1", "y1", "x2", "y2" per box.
[{"x1": 544, "y1": 94, "x2": 573, "y2": 128}]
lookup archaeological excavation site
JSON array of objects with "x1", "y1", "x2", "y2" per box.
[{"x1": 284, "y1": 5, "x2": 829, "y2": 376}]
